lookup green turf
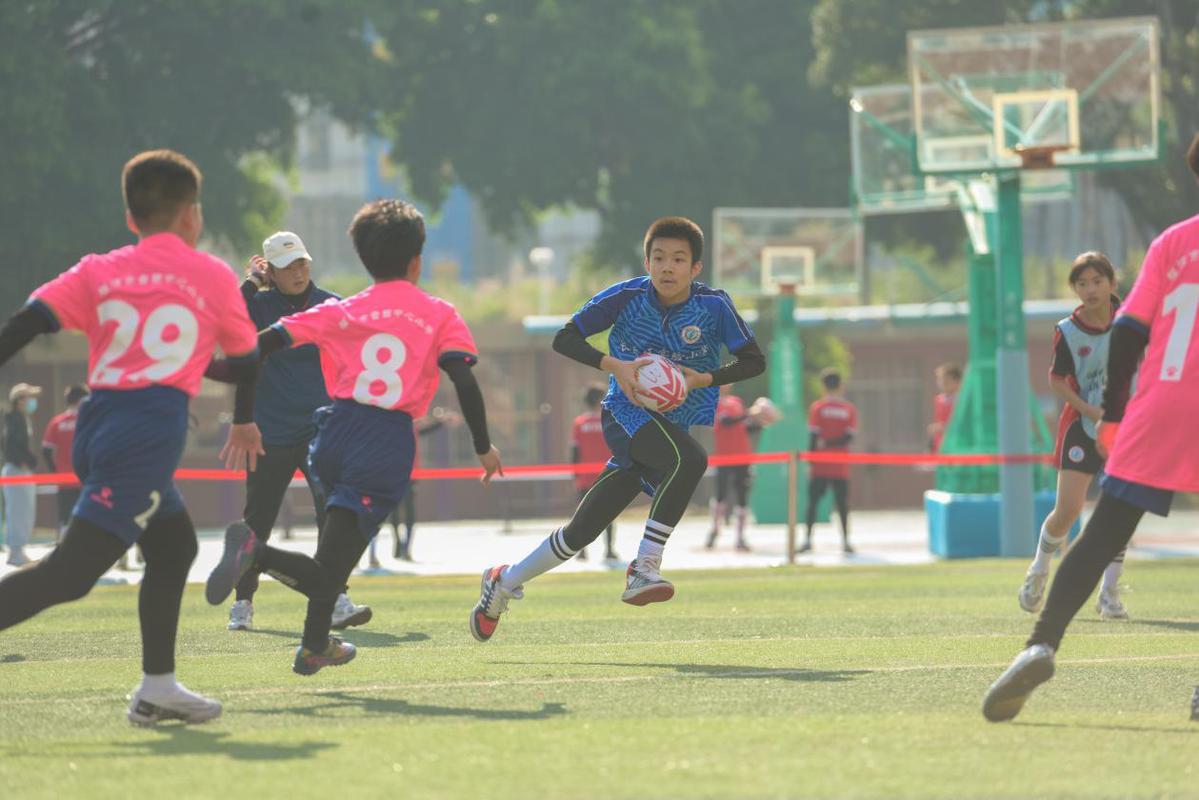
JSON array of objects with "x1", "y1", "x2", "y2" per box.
[{"x1": 1, "y1": 560, "x2": 1197, "y2": 799}]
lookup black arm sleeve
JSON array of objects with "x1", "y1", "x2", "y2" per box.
[
  {"x1": 240, "y1": 279, "x2": 260, "y2": 305},
  {"x1": 441, "y1": 357, "x2": 491, "y2": 455},
  {"x1": 0, "y1": 304, "x2": 55, "y2": 369},
  {"x1": 708, "y1": 341, "x2": 766, "y2": 387},
  {"x1": 43, "y1": 447, "x2": 55, "y2": 473},
  {"x1": 552, "y1": 321, "x2": 605, "y2": 370},
  {"x1": 205, "y1": 327, "x2": 288, "y2": 383},
  {"x1": 1049, "y1": 328, "x2": 1075, "y2": 378},
  {"x1": 809, "y1": 431, "x2": 819, "y2": 451},
  {"x1": 1101, "y1": 317, "x2": 1149, "y2": 423}
]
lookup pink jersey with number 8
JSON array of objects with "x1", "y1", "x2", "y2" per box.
[
  {"x1": 30, "y1": 233, "x2": 258, "y2": 397},
  {"x1": 1106, "y1": 212, "x2": 1199, "y2": 492},
  {"x1": 274, "y1": 279, "x2": 477, "y2": 418}
]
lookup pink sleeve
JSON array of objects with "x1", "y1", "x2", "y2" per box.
[
  {"x1": 437, "y1": 307, "x2": 478, "y2": 358},
  {"x1": 278, "y1": 299, "x2": 339, "y2": 347},
  {"x1": 30, "y1": 259, "x2": 95, "y2": 332},
  {"x1": 213, "y1": 268, "x2": 258, "y2": 356},
  {"x1": 1119, "y1": 238, "x2": 1166, "y2": 326},
  {"x1": 41, "y1": 419, "x2": 57, "y2": 450}
]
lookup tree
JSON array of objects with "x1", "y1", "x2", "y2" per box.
[
  {"x1": 0, "y1": 0, "x2": 387, "y2": 295},
  {"x1": 371, "y1": 0, "x2": 849, "y2": 268}
]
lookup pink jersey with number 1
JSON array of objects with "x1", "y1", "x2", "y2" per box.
[
  {"x1": 1105, "y1": 212, "x2": 1199, "y2": 492},
  {"x1": 30, "y1": 232, "x2": 258, "y2": 397},
  {"x1": 275, "y1": 279, "x2": 477, "y2": 418}
]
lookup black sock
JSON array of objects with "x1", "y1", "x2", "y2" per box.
[
  {"x1": 1028, "y1": 492, "x2": 1144, "y2": 651},
  {"x1": 137, "y1": 512, "x2": 198, "y2": 674},
  {"x1": 300, "y1": 508, "x2": 368, "y2": 652}
]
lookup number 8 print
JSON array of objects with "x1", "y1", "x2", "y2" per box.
[{"x1": 353, "y1": 332, "x2": 406, "y2": 407}]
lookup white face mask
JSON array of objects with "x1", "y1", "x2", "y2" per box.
[{"x1": 23, "y1": 398, "x2": 37, "y2": 414}]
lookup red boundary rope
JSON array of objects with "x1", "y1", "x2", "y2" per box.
[{"x1": 0, "y1": 450, "x2": 1053, "y2": 486}]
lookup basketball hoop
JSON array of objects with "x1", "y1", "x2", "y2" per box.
[{"x1": 1013, "y1": 144, "x2": 1073, "y2": 170}]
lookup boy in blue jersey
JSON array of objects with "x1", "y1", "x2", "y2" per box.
[{"x1": 470, "y1": 216, "x2": 765, "y2": 641}]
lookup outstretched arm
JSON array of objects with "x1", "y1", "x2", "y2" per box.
[
  {"x1": 441, "y1": 356, "x2": 503, "y2": 484},
  {"x1": 0, "y1": 303, "x2": 56, "y2": 369}
]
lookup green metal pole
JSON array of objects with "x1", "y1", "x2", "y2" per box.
[
  {"x1": 751, "y1": 285, "x2": 804, "y2": 525},
  {"x1": 993, "y1": 172, "x2": 1036, "y2": 558}
]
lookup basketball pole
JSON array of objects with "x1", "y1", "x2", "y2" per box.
[{"x1": 994, "y1": 171, "x2": 1036, "y2": 558}]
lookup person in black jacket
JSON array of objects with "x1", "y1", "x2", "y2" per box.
[
  {"x1": 223, "y1": 231, "x2": 371, "y2": 633},
  {"x1": 3, "y1": 383, "x2": 42, "y2": 565}
]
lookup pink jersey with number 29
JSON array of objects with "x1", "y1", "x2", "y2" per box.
[
  {"x1": 30, "y1": 233, "x2": 258, "y2": 397},
  {"x1": 275, "y1": 279, "x2": 477, "y2": 418},
  {"x1": 1105, "y1": 213, "x2": 1199, "y2": 492}
]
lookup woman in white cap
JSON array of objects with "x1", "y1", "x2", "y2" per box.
[{"x1": 3, "y1": 383, "x2": 42, "y2": 565}]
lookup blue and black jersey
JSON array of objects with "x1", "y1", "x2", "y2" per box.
[
  {"x1": 243, "y1": 281, "x2": 339, "y2": 446},
  {"x1": 571, "y1": 276, "x2": 755, "y2": 435}
]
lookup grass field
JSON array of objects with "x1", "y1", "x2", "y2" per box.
[{"x1": 1, "y1": 560, "x2": 1197, "y2": 799}]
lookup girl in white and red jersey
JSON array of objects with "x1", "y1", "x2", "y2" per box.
[{"x1": 1018, "y1": 252, "x2": 1130, "y2": 620}]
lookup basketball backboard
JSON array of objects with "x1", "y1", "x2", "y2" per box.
[
  {"x1": 712, "y1": 208, "x2": 862, "y2": 301},
  {"x1": 851, "y1": 84, "x2": 1072, "y2": 215},
  {"x1": 908, "y1": 16, "x2": 1160, "y2": 175}
]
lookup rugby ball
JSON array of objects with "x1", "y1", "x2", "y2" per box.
[
  {"x1": 634, "y1": 354, "x2": 687, "y2": 413},
  {"x1": 750, "y1": 396, "x2": 781, "y2": 425}
]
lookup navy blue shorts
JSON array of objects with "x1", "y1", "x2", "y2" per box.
[
  {"x1": 601, "y1": 408, "x2": 689, "y2": 499},
  {"x1": 1101, "y1": 474, "x2": 1174, "y2": 517},
  {"x1": 308, "y1": 400, "x2": 415, "y2": 539},
  {"x1": 71, "y1": 387, "x2": 189, "y2": 546}
]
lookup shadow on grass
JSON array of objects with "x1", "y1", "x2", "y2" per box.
[
  {"x1": 1133, "y1": 618, "x2": 1199, "y2": 634},
  {"x1": 248, "y1": 629, "x2": 430, "y2": 647},
  {"x1": 243, "y1": 690, "x2": 568, "y2": 722},
  {"x1": 501, "y1": 660, "x2": 870, "y2": 683},
  {"x1": 1015, "y1": 720, "x2": 1198, "y2": 735},
  {"x1": 14, "y1": 728, "x2": 340, "y2": 762},
  {"x1": 1, "y1": 654, "x2": 26, "y2": 663}
]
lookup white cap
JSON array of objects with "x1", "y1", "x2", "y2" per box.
[{"x1": 262, "y1": 231, "x2": 312, "y2": 269}]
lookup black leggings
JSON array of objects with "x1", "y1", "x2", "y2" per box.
[
  {"x1": 806, "y1": 477, "x2": 850, "y2": 540},
  {"x1": 237, "y1": 441, "x2": 328, "y2": 601},
  {"x1": 255, "y1": 506, "x2": 368, "y2": 651},
  {"x1": 1029, "y1": 492, "x2": 1144, "y2": 651},
  {"x1": 560, "y1": 416, "x2": 707, "y2": 553},
  {"x1": 0, "y1": 512, "x2": 197, "y2": 674}
]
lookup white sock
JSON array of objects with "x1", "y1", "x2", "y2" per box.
[
  {"x1": 637, "y1": 538, "x2": 665, "y2": 562},
  {"x1": 1031, "y1": 522, "x2": 1066, "y2": 572},
  {"x1": 1101, "y1": 548, "x2": 1126, "y2": 592},
  {"x1": 710, "y1": 501, "x2": 725, "y2": 534},
  {"x1": 502, "y1": 529, "x2": 574, "y2": 590},
  {"x1": 140, "y1": 672, "x2": 177, "y2": 695}
]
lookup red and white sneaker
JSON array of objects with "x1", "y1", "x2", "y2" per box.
[
  {"x1": 470, "y1": 565, "x2": 522, "y2": 642},
  {"x1": 621, "y1": 555, "x2": 674, "y2": 606}
]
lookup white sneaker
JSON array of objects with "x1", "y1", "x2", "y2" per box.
[
  {"x1": 621, "y1": 555, "x2": 675, "y2": 606},
  {"x1": 1096, "y1": 585, "x2": 1129, "y2": 620},
  {"x1": 330, "y1": 593, "x2": 372, "y2": 630},
  {"x1": 127, "y1": 681, "x2": 222, "y2": 726},
  {"x1": 1018, "y1": 568, "x2": 1049, "y2": 613},
  {"x1": 6, "y1": 549, "x2": 29, "y2": 567},
  {"x1": 227, "y1": 599, "x2": 253, "y2": 631}
]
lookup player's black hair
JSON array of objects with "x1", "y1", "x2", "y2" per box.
[
  {"x1": 935, "y1": 362, "x2": 963, "y2": 382},
  {"x1": 64, "y1": 384, "x2": 88, "y2": 405},
  {"x1": 584, "y1": 385, "x2": 605, "y2": 408},
  {"x1": 643, "y1": 216, "x2": 704, "y2": 264},
  {"x1": 820, "y1": 368, "x2": 842, "y2": 390},
  {"x1": 1188, "y1": 132, "x2": 1199, "y2": 180},
  {"x1": 1068, "y1": 251, "x2": 1116, "y2": 286},
  {"x1": 348, "y1": 199, "x2": 426, "y2": 281},
  {"x1": 122, "y1": 149, "x2": 202, "y2": 231}
]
